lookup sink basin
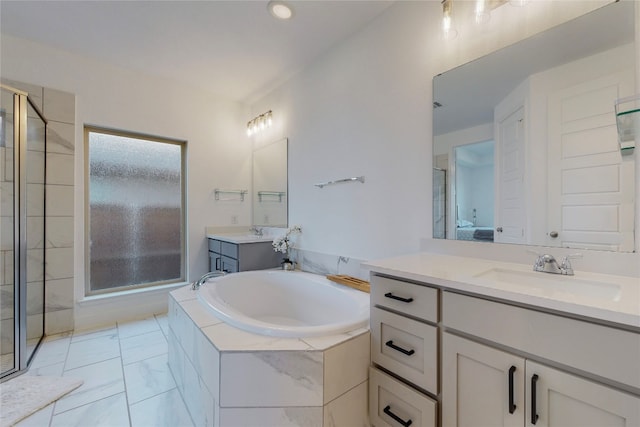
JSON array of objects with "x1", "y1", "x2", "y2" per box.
[{"x1": 473, "y1": 268, "x2": 622, "y2": 301}]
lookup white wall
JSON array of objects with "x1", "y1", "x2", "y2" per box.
[
  {"x1": 250, "y1": 2, "x2": 437, "y2": 260},
  {"x1": 250, "y1": 1, "x2": 639, "y2": 274},
  {"x1": 1, "y1": 34, "x2": 251, "y2": 328}
]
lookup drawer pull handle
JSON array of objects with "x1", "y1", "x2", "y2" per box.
[
  {"x1": 508, "y1": 365, "x2": 516, "y2": 414},
  {"x1": 215, "y1": 257, "x2": 221, "y2": 271},
  {"x1": 384, "y1": 292, "x2": 414, "y2": 303},
  {"x1": 531, "y1": 374, "x2": 539, "y2": 425},
  {"x1": 385, "y1": 340, "x2": 415, "y2": 356},
  {"x1": 383, "y1": 405, "x2": 413, "y2": 427}
]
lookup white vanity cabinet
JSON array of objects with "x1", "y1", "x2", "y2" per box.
[
  {"x1": 369, "y1": 275, "x2": 439, "y2": 427},
  {"x1": 441, "y1": 291, "x2": 640, "y2": 427},
  {"x1": 442, "y1": 333, "x2": 640, "y2": 427}
]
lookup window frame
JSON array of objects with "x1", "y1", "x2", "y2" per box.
[{"x1": 84, "y1": 125, "x2": 187, "y2": 296}]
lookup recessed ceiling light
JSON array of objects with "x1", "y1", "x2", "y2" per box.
[{"x1": 268, "y1": 1, "x2": 293, "y2": 20}]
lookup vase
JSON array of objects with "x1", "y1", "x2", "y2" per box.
[{"x1": 281, "y1": 257, "x2": 294, "y2": 271}]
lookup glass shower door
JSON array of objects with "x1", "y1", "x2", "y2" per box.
[
  {"x1": 25, "y1": 98, "x2": 45, "y2": 363},
  {"x1": 0, "y1": 84, "x2": 46, "y2": 380},
  {"x1": 0, "y1": 87, "x2": 16, "y2": 376}
]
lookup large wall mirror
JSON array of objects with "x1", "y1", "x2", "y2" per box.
[
  {"x1": 252, "y1": 137, "x2": 288, "y2": 227},
  {"x1": 433, "y1": 1, "x2": 636, "y2": 252}
]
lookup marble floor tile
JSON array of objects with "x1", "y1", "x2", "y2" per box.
[
  {"x1": 25, "y1": 360, "x2": 64, "y2": 377},
  {"x1": 15, "y1": 403, "x2": 55, "y2": 427},
  {"x1": 117, "y1": 316, "x2": 160, "y2": 339},
  {"x1": 54, "y1": 357, "x2": 125, "y2": 414},
  {"x1": 64, "y1": 334, "x2": 120, "y2": 370},
  {"x1": 129, "y1": 388, "x2": 194, "y2": 427},
  {"x1": 120, "y1": 330, "x2": 168, "y2": 365},
  {"x1": 123, "y1": 353, "x2": 176, "y2": 404},
  {"x1": 71, "y1": 324, "x2": 117, "y2": 343},
  {"x1": 155, "y1": 314, "x2": 170, "y2": 337},
  {"x1": 51, "y1": 392, "x2": 130, "y2": 427},
  {"x1": 29, "y1": 335, "x2": 70, "y2": 369}
]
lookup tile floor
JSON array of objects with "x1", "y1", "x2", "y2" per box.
[{"x1": 17, "y1": 314, "x2": 194, "y2": 427}]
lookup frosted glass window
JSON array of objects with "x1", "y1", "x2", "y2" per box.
[{"x1": 86, "y1": 128, "x2": 184, "y2": 295}]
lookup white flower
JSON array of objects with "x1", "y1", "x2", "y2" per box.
[{"x1": 272, "y1": 225, "x2": 302, "y2": 254}]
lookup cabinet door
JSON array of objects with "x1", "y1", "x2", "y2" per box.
[
  {"x1": 221, "y1": 256, "x2": 238, "y2": 273},
  {"x1": 526, "y1": 361, "x2": 640, "y2": 427},
  {"x1": 442, "y1": 332, "x2": 525, "y2": 427},
  {"x1": 209, "y1": 251, "x2": 222, "y2": 272}
]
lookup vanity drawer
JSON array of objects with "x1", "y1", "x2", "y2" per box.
[
  {"x1": 221, "y1": 241, "x2": 238, "y2": 259},
  {"x1": 371, "y1": 275, "x2": 438, "y2": 323},
  {"x1": 370, "y1": 366, "x2": 437, "y2": 427},
  {"x1": 220, "y1": 256, "x2": 238, "y2": 273},
  {"x1": 209, "y1": 252, "x2": 222, "y2": 272},
  {"x1": 208, "y1": 238, "x2": 222, "y2": 253},
  {"x1": 371, "y1": 307, "x2": 438, "y2": 393},
  {"x1": 442, "y1": 291, "x2": 640, "y2": 390}
]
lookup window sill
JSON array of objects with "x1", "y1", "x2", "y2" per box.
[{"x1": 77, "y1": 281, "x2": 188, "y2": 306}]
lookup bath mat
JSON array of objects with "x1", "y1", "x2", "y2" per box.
[{"x1": 0, "y1": 375, "x2": 83, "y2": 426}]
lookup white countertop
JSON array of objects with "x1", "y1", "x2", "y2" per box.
[
  {"x1": 364, "y1": 252, "x2": 640, "y2": 329},
  {"x1": 206, "y1": 233, "x2": 275, "y2": 244}
]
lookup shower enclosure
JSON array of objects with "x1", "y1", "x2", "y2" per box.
[{"x1": 0, "y1": 84, "x2": 46, "y2": 381}]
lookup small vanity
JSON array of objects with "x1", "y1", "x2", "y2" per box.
[
  {"x1": 366, "y1": 252, "x2": 640, "y2": 427},
  {"x1": 206, "y1": 233, "x2": 283, "y2": 273}
]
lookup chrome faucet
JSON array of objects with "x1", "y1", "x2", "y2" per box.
[
  {"x1": 532, "y1": 253, "x2": 581, "y2": 276},
  {"x1": 191, "y1": 271, "x2": 225, "y2": 290},
  {"x1": 249, "y1": 226, "x2": 263, "y2": 237}
]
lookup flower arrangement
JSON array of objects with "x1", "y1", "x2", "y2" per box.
[{"x1": 272, "y1": 225, "x2": 302, "y2": 256}]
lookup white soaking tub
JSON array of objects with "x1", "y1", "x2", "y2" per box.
[{"x1": 196, "y1": 270, "x2": 369, "y2": 338}]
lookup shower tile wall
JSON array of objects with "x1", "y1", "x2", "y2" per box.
[
  {"x1": 0, "y1": 79, "x2": 75, "y2": 338},
  {"x1": 43, "y1": 86, "x2": 75, "y2": 335}
]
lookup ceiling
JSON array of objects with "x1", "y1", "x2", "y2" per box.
[{"x1": 0, "y1": 0, "x2": 394, "y2": 104}]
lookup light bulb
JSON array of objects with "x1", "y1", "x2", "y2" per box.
[
  {"x1": 475, "y1": 0, "x2": 490, "y2": 25},
  {"x1": 441, "y1": 0, "x2": 458, "y2": 40},
  {"x1": 267, "y1": 112, "x2": 273, "y2": 127}
]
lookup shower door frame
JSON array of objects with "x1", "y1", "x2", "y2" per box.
[{"x1": 1, "y1": 84, "x2": 47, "y2": 381}]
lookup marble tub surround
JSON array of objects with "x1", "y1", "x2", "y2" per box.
[
  {"x1": 168, "y1": 285, "x2": 370, "y2": 427},
  {"x1": 290, "y1": 248, "x2": 368, "y2": 281},
  {"x1": 364, "y1": 252, "x2": 640, "y2": 328}
]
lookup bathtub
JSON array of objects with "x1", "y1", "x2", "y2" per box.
[{"x1": 196, "y1": 270, "x2": 370, "y2": 337}]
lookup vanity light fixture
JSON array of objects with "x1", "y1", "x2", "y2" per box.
[
  {"x1": 268, "y1": 1, "x2": 293, "y2": 20},
  {"x1": 441, "y1": 0, "x2": 458, "y2": 40},
  {"x1": 475, "y1": 0, "x2": 491, "y2": 25},
  {"x1": 247, "y1": 110, "x2": 273, "y2": 137}
]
